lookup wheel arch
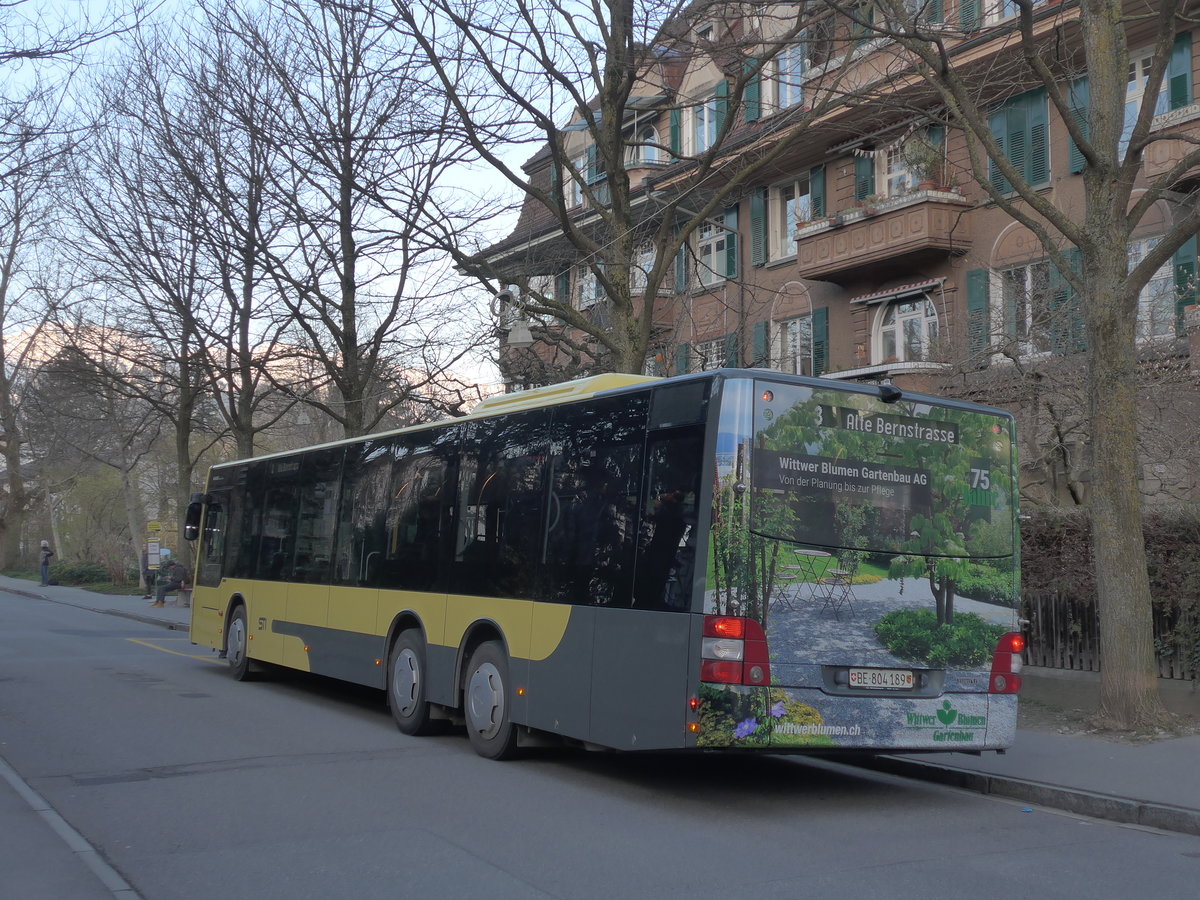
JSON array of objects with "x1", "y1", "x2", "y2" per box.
[
  {"x1": 383, "y1": 609, "x2": 427, "y2": 661},
  {"x1": 223, "y1": 593, "x2": 248, "y2": 656}
]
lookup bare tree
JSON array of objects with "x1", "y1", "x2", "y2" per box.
[
  {"x1": 0, "y1": 94, "x2": 70, "y2": 568},
  {"x1": 847, "y1": 0, "x2": 1200, "y2": 728},
  {"x1": 222, "y1": 0, "x2": 491, "y2": 438},
  {"x1": 395, "y1": 0, "x2": 877, "y2": 378},
  {"x1": 120, "y1": 9, "x2": 301, "y2": 460}
]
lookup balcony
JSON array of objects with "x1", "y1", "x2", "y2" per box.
[
  {"x1": 794, "y1": 190, "x2": 973, "y2": 282},
  {"x1": 1142, "y1": 104, "x2": 1200, "y2": 185}
]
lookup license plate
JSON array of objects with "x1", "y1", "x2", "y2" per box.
[{"x1": 849, "y1": 667, "x2": 913, "y2": 690}]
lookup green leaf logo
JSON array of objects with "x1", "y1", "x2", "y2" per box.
[{"x1": 937, "y1": 700, "x2": 958, "y2": 725}]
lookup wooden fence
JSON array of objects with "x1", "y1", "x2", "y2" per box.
[{"x1": 1021, "y1": 592, "x2": 1197, "y2": 681}]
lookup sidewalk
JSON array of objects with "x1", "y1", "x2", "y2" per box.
[
  {"x1": 0, "y1": 572, "x2": 190, "y2": 630},
  {"x1": 3, "y1": 574, "x2": 1200, "y2": 839}
]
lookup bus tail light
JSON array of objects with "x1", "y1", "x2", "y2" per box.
[
  {"x1": 989, "y1": 632, "x2": 1025, "y2": 694},
  {"x1": 701, "y1": 616, "x2": 770, "y2": 686}
]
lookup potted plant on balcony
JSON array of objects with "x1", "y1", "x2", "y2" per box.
[{"x1": 902, "y1": 134, "x2": 945, "y2": 191}]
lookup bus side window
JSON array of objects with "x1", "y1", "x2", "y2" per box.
[
  {"x1": 544, "y1": 395, "x2": 646, "y2": 606},
  {"x1": 633, "y1": 427, "x2": 704, "y2": 610},
  {"x1": 453, "y1": 411, "x2": 548, "y2": 599}
]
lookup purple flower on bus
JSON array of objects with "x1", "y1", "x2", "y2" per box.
[
  {"x1": 733, "y1": 717, "x2": 757, "y2": 739},
  {"x1": 769, "y1": 701, "x2": 785, "y2": 718}
]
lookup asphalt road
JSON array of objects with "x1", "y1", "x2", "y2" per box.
[{"x1": 3, "y1": 593, "x2": 1199, "y2": 899}]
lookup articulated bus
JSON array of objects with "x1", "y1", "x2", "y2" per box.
[{"x1": 186, "y1": 370, "x2": 1022, "y2": 759}]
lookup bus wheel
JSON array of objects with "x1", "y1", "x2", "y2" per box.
[
  {"x1": 464, "y1": 641, "x2": 519, "y2": 760},
  {"x1": 227, "y1": 605, "x2": 253, "y2": 681},
  {"x1": 388, "y1": 631, "x2": 438, "y2": 736}
]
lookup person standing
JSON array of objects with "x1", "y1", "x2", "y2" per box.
[{"x1": 38, "y1": 540, "x2": 54, "y2": 586}]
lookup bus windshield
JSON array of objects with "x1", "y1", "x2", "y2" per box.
[{"x1": 747, "y1": 379, "x2": 1014, "y2": 559}]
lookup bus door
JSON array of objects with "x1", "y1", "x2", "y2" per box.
[
  {"x1": 280, "y1": 448, "x2": 343, "y2": 671},
  {"x1": 325, "y1": 441, "x2": 389, "y2": 686},
  {"x1": 588, "y1": 383, "x2": 707, "y2": 750}
]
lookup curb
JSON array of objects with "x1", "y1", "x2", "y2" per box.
[
  {"x1": 859, "y1": 755, "x2": 1200, "y2": 837},
  {"x1": 2, "y1": 587, "x2": 188, "y2": 632}
]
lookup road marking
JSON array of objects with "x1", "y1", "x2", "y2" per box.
[
  {"x1": 126, "y1": 637, "x2": 224, "y2": 664},
  {"x1": 0, "y1": 755, "x2": 143, "y2": 899}
]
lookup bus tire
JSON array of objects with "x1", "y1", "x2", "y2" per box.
[
  {"x1": 463, "y1": 641, "x2": 519, "y2": 760},
  {"x1": 227, "y1": 605, "x2": 253, "y2": 681},
  {"x1": 388, "y1": 631, "x2": 438, "y2": 736}
]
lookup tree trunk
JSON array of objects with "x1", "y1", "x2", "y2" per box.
[{"x1": 1085, "y1": 255, "x2": 1168, "y2": 728}]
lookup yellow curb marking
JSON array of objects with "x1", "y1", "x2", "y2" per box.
[{"x1": 127, "y1": 636, "x2": 224, "y2": 664}]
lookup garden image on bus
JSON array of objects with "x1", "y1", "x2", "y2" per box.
[{"x1": 185, "y1": 369, "x2": 1022, "y2": 760}]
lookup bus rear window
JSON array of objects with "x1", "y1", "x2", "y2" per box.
[{"x1": 748, "y1": 381, "x2": 1014, "y2": 558}]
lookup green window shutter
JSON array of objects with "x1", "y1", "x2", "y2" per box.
[
  {"x1": 1027, "y1": 89, "x2": 1049, "y2": 185},
  {"x1": 675, "y1": 344, "x2": 690, "y2": 376},
  {"x1": 989, "y1": 89, "x2": 1047, "y2": 190},
  {"x1": 928, "y1": 0, "x2": 944, "y2": 23},
  {"x1": 987, "y1": 108, "x2": 1011, "y2": 193},
  {"x1": 960, "y1": 0, "x2": 980, "y2": 32},
  {"x1": 1174, "y1": 235, "x2": 1197, "y2": 335},
  {"x1": 966, "y1": 269, "x2": 990, "y2": 367},
  {"x1": 669, "y1": 107, "x2": 681, "y2": 159},
  {"x1": 715, "y1": 80, "x2": 729, "y2": 136},
  {"x1": 1068, "y1": 78, "x2": 1090, "y2": 175},
  {"x1": 854, "y1": 156, "x2": 875, "y2": 200},
  {"x1": 750, "y1": 187, "x2": 767, "y2": 267},
  {"x1": 744, "y1": 61, "x2": 761, "y2": 123},
  {"x1": 1169, "y1": 31, "x2": 1193, "y2": 111},
  {"x1": 810, "y1": 165, "x2": 826, "y2": 218},
  {"x1": 555, "y1": 270, "x2": 570, "y2": 303},
  {"x1": 1049, "y1": 248, "x2": 1084, "y2": 354},
  {"x1": 752, "y1": 320, "x2": 770, "y2": 367},
  {"x1": 585, "y1": 145, "x2": 597, "y2": 183},
  {"x1": 723, "y1": 332, "x2": 739, "y2": 367},
  {"x1": 811, "y1": 307, "x2": 829, "y2": 376},
  {"x1": 674, "y1": 242, "x2": 688, "y2": 293},
  {"x1": 724, "y1": 206, "x2": 738, "y2": 279}
]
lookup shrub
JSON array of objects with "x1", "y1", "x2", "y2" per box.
[
  {"x1": 955, "y1": 564, "x2": 1014, "y2": 606},
  {"x1": 874, "y1": 608, "x2": 1006, "y2": 668},
  {"x1": 49, "y1": 562, "x2": 110, "y2": 585}
]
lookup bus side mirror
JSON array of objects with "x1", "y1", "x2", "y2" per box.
[{"x1": 184, "y1": 493, "x2": 205, "y2": 542}]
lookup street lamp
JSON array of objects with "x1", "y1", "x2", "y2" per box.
[{"x1": 492, "y1": 288, "x2": 535, "y2": 349}]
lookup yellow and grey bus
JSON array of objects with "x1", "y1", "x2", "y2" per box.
[{"x1": 186, "y1": 370, "x2": 1023, "y2": 759}]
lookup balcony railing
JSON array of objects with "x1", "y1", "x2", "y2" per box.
[{"x1": 794, "y1": 189, "x2": 973, "y2": 282}]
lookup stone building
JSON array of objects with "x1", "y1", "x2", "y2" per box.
[{"x1": 477, "y1": 1, "x2": 1200, "y2": 507}]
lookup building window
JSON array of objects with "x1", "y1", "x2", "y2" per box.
[
  {"x1": 1129, "y1": 237, "x2": 1176, "y2": 341},
  {"x1": 693, "y1": 93, "x2": 720, "y2": 153},
  {"x1": 631, "y1": 244, "x2": 657, "y2": 293},
  {"x1": 770, "y1": 175, "x2": 812, "y2": 258},
  {"x1": 696, "y1": 222, "x2": 727, "y2": 286},
  {"x1": 688, "y1": 337, "x2": 726, "y2": 373},
  {"x1": 881, "y1": 144, "x2": 917, "y2": 197},
  {"x1": 876, "y1": 296, "x2": 939, "y2": 362},
  {"x1": 1123, "y1": 47, "x2": 1171, "y2": 154},
  {"x1": 984, "y1": 0, "x2": 1020, "y2": 25},
  {"x1": 567, "y1": 152, "x2": 586, "y2": 208},
  {"x1": 1000, "y1": 262, "x2": 1052, "y2": 355},
  {"x1": 775, "y1": 43, "x2": 805, "y2": 109},
  {"x1": 629, "y1": 125, "x2": 660, "y2": 166},
  {"x1": 777, "y1": 315, "x2": 813, "y2": 375},
  {"x1": 575, "y1": 268, "x2": 602, "y2": 309}
]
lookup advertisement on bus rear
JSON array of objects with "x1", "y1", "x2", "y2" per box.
[{"x1": 699, "y1": 378, "x2": 1019, "y2": 752}]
